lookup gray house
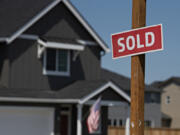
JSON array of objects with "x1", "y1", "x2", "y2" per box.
[
  {"x1": 0, "y1": 0, "x2": 131, "y2": 135},
  {"x1": 100, "y1": 69, "x2": 162, "y2": 128}
]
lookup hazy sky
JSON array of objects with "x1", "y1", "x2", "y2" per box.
[{"x1": 71, "y1": 0, "x2": 180, "y2": 84}]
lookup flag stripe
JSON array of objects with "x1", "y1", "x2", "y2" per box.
[{"x1": 87, "y1": 97, "x2": 101, "y2": 133}]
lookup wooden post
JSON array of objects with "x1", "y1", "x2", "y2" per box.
[{"x1": 130, "y1": 0, "x2": 146, "y2": 135}]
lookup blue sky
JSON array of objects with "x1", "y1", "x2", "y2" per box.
[{"x1": 71, "y1": 0, "x2": 180, "y2": 84}]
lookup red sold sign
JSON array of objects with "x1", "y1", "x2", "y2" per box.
[{"x1": 111, "y1": 24, "x2": 163, "y2": 59}]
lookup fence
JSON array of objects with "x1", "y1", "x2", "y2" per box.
[{"x1": 108, "y1": 127, "x2": 180, "y2": 135}]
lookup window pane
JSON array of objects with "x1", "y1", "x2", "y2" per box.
[
  {"x1": 58, "y1": 50, "x2": 68, "y2": 72},
  {"x1": 108, "y1": 119, "x2": 111, "y2": 126},
  {"x1": 46, "y1": 49, "x2": 56, "y2": 71},
  {"x1": 119, "y1": 120, "x2": 123, "y2": 126},
  {"x1": 113, "y1": 120, "x2": 117, "y2": 126},
  {"x1": 144, "y1": 120, "x2": 151, "y2": 127}
]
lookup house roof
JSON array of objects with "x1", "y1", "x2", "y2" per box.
[
  {"x1": 0, "y1": 80, "x2": 130, "y2": 104},
  {"x1": 0, "y1": 0, "x2": 54, "y2": 39},
  {"x1": 162, "y1": 113, "x2": 171, "y2": 120},
  {"x1": 101, "y1": 68, "x2": 161, "y2": 92},
  {"x1": 0, "y1": 0, "x2": 110, "y2": 52},
  {"x1": 152, "y1": 77, "x2": 180, "y2": 88}
]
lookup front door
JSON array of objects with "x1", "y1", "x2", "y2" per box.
[
  {"x1": 60, "y1": 106, "x2": 71, "y2": 135},
  {"x1": 60, "y1": 114, "x2": 69, "y2": 135}
]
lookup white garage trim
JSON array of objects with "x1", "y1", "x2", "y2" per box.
[{"x1": 0, "y1": 97, "x2": 79, "y2": 103}]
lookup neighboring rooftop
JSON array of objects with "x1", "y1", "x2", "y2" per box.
[
  {"x1": 101, "y1": 68, "x2": 161, "y2": 92},
  {"x1": 152, "y1": 77, "x2": 180, "y2": 88},
  {"x1": 162, "y1": 112, "x2": 171, "y2": 120},
  {"x1": 0, "y1": 0, "x2": 53, "y2": 37}
]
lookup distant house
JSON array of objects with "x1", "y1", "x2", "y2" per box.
[
  {"x1": 152, "y1": 77, "x2": 180, "y2": 128},
  {"x1": 0, "y1": 0, "x2": 131, "y2": 135},
  {"x1": 101, "y1": 69, "x2": 162, "y2": 128}
]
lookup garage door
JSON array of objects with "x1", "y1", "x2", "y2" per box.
[{"x1": 0, "y1": 106, "x2": 54, "y2": 135}]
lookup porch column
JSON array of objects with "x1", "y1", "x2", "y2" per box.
[
  {"x1": 77, "y1": 104, "x2": 82, "y2": 135},
  {"x1": 125, "y1": 117, "x2": 130, "y2": 135}
]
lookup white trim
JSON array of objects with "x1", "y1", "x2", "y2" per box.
[
  {"x1": 50, "y1": 108, "x2": 55, "y2": 135},
  {"x1": 79, "y1": 81, "x2": 130, "y2": 104},
  {"x1": 0, "y1": 97, "x2": 79, "y2": 103},
  {"x1": 0, "y1": 38, "x2": 8, "y2": 42},
  {"x1": 84, "y1": 100, "x2": 128, "y2": 106},
  {"x1": 19, "y1": 34, "x2": 39, "y2": 40},
  {"x1": 125, "y1": 117, "x2": 130, "y2": 135},
  {"x1": 38, "y1": 39, "x2": 84, "y2": 51},
  {"x1": 76, "y1": 39, "x2": 97, "y2": 46},
  {"x1": 6, "y1": 0, "x2": 61, "y2": 44},
  {"x1": 46, "y1": 42, "x2": 84, "y2": 51},
  {"x1": 37, "y1": 44, "x2": 46, "y2": 58},
  {"x1": 77, "y1": 104, "x2": 82, "y2": 135},
  {"x1": 38, "y1": 39, "x2": 47, "y2": 46},
  {"x1": 43, "y1": 49, "x2": 70, "y2": 77},
  {"x1": 17, "y1": 34, "x2": 97, "y2": 47},
  {"x1": 63, "y1": 0, "x2": 110, "y2": 53}
]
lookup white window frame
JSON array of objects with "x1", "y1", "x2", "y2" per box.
[{"x1": 43, "y1": 48, "x2": 70, "y2": 76}]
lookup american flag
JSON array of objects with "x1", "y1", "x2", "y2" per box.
[{"x1": 87, "y1": 97, "x2": 101, "y2": 133}]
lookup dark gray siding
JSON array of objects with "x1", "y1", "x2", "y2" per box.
[
  {"x1": 79, "y1": 46, "x2": 101, "y2": 80},
  {"x1": 25, "y1": 2, "x2": 96, "y2": 42},
  {"x1": 4, "y1": 1, "x2": 102, "y2": 90},
  {"x1": 8, "y1": 38, "x2": 101, "y2": 90},
  {"x1": 0, "y1": 45, "x2": 9, "y2": 87}
]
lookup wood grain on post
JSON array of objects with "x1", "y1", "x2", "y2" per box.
[{"x1": 130, "y1": 0, "x2": 146, "y2": 135}]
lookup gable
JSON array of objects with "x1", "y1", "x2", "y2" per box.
[
  {"x1": 92, "y1": 87, "x2": 128, "y2": 102},
  {"x1": 26, "y1": 3, "x2": 95, "y2": 42},
  {"x1": 164, "y1": 83, "x2": 180, "y2": 93},
  {"x1": 0, "y1": 0, "x2": 57, "y2": 41},
  {"x1": 0, "y1": 0, "x2": 109, "y2": 52}
]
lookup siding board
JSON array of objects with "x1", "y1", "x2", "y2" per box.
[{"x1": 8, "y1": 39, "x2": 100, "y2": 90}]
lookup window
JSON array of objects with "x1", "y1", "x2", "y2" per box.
[
  {"x1": 108, "y1": 119, "x2": 112, "y2": 126},
  {"x1": 144, "y1": 120, "x2": 152, "y2": 127},
  {"x1": 119, "y1": 119, "x2": 123, "y2": 126},
  {"x1": 166, "y1": 96, "x2": 171, "y2": 104},
  {"x1": 113, "y1": 119, "x2": 117, "y2": 126},
  {"x1": 150, "y1": 93, "x2": 157, "y2": 103},
  {"x1": 108, "y1": 119, "x2": 124, "y2": 127},
  {"x1": 43, "y1": 48, "x2": 70, "y2": 76}
]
